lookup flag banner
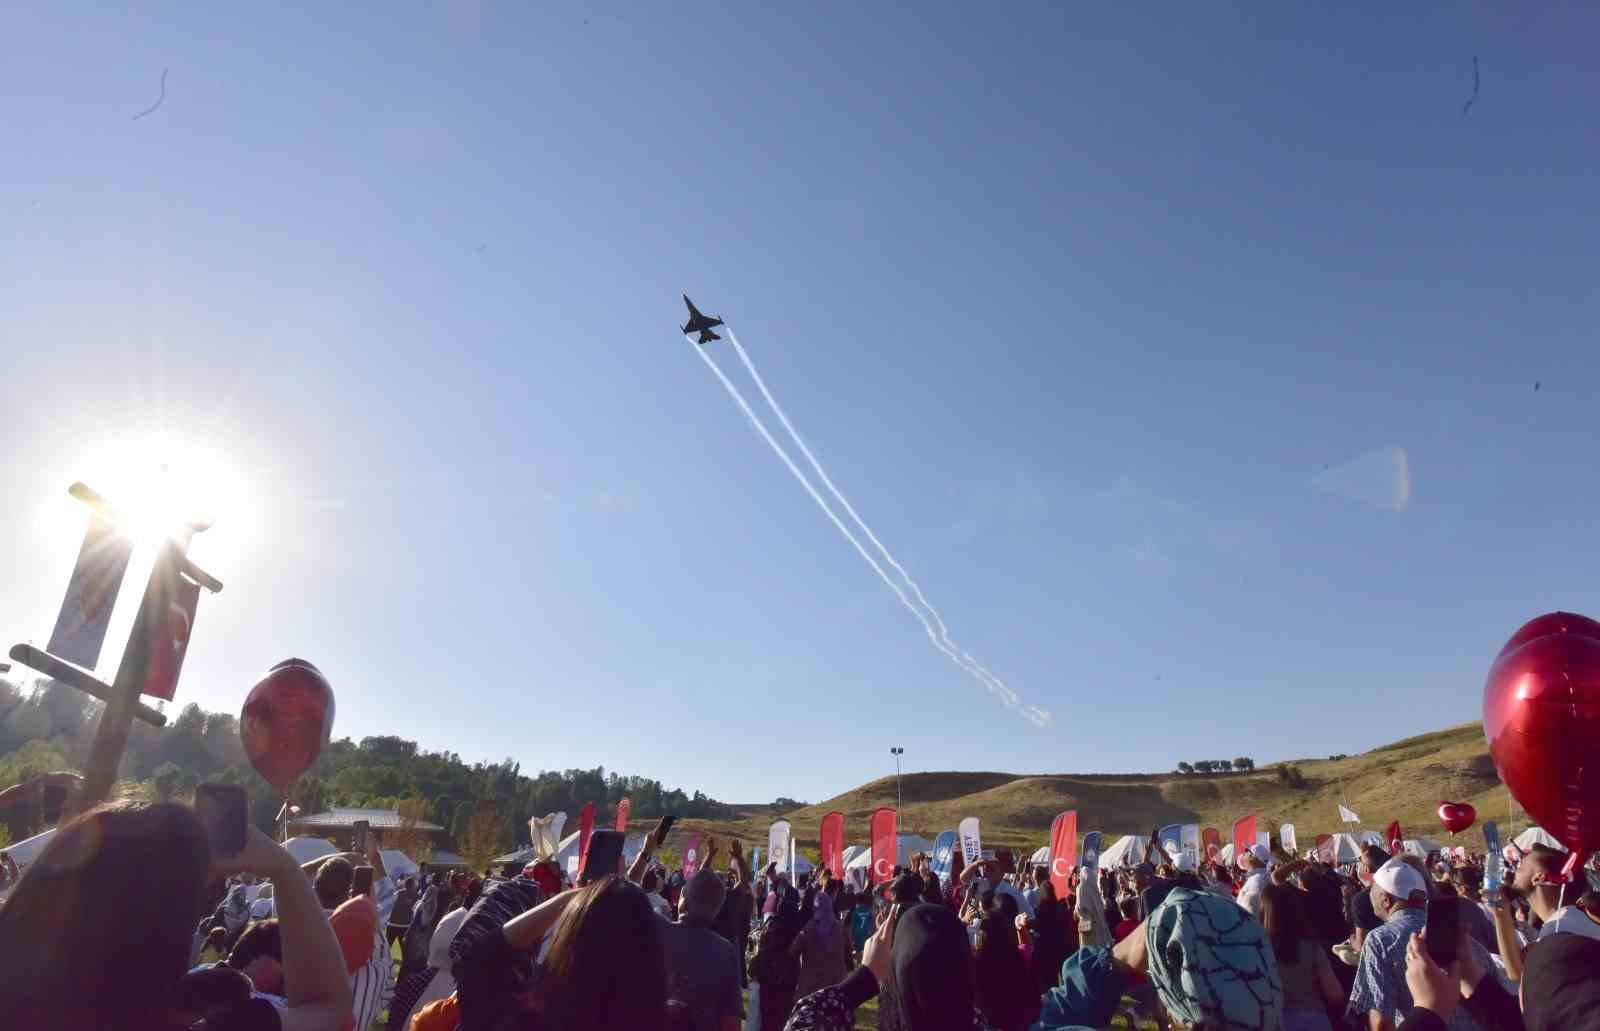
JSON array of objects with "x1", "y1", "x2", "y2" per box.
[
  {"x1": 1201, "y1": 827, "x2": 1222, "y2": 858},
  {"x1": 820, "y1": 811, "x2": 846, "y2": 879},
  {"x1": 930, "y1": 830, "x2": 958, "y2": 879},
  {"x1": 1048, "y1": 810, "x2": 1078, "y2": 901},
  {"x1": 683, "y1": 834, "x2": 702, "y2": 877},
  {"x1": 750, "y1": 847, "x2": 762, "y2": 873},
  {"x1": 530, "y1": 812, "x2": 567, "y2": 859},
  {"x1": 1256, "y1": 831, "x2": 1271, "y2": 852},
  {"x1": 615, "y1": 797, "x2": 631, "y2": 832},
  {"x1": 1232, "y1": 814, "x2": 1258, "y2": 859},
  {"x1": 1385, "y1": 820, "x2": 1403, "y2": 855},
  {"x1": 958, "y1": 816, "x2": 982, "y2": 865},
  {"x1": 1081, "y1": 831, "x2": 1102, "y2": 872},
  {"x1": 1157, "y1": 824, "x2": 1183, "y2": 859},
  {"x1": 788, "y1": 831, "x2": 796, "y2": 881},
  {"x1": 870, "y1": 807, "x2": 897, "y2": 885},
  {"x1": 768, "y1": 820, "x2": 792, "y2": 876},
  {"x1": 1180, "y1": 824, "x2": 1201, "y2": 865},
  {"x1": 119, "y1": 547, "x2": 202, "y2": 702},
  {"x1": 1316, "y1": 833, "x2": 1335, "y2": 864},
  {"x1": 47, "y1": 513, "x2": 133, "y2": 669},
  {"x1": 1280, "y1": 824, "x2": 1298, "y2": 854},
  {"x1": 577, "y1": 802, "x2": 596, "y2": 877},
  {"x1": 1339, "y1": 804, "x2": 1360, "y2": 824}
]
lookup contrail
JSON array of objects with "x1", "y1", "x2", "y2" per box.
[
  {"x1": 724, "y1": 329, "x2": 1049, "y2": 726},
  {"x1": 695, "y1": 339, "x2": 1049, "y2": 726}
]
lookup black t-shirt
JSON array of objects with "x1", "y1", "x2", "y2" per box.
[{"x1": 1348, "y1": 887, "x2": 1383, "y2": 933}]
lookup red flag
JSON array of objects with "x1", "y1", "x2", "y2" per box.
[
  {"x1": 1386, "y1": 820, "x2": 1403, "y2": 855},
  {"x1": 119, "y1": 542, "x2": 203, "y2": 701},
  {"x1": 577, "y1": 801, "x2": 596, "y2": 877},
  {"x1": 869, "y1": 806, "x2": 897, "y2": 885},
  {"x1": 1201, "y1": 827, "x2": 1222, "y2": 858},
  {"x1": 1048, "y1": 810, "x2": 1078, "y2": 900},
  {"x1": 615, "y1": 797, "x2": 631, "y2": 832},
  {"x1": 1232, "y1": 814, "x2": 1257, "y2": 860},
  {"x1": 682, "y1": 834, "x2": 702, "y2": 877},
  {"x1": 820, "y1": 811, "x2": 846, "y2": 879},
  {"x1": 1316, "y1": 833, "x2": 1335, "y2": 864}
]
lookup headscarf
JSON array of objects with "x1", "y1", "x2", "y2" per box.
[
  {"x1": 1144, "y1": 887, "x2": 1283, "y2": 1031},
  {"x1": 879, "y1": 904, "x2": 977, "y2": 1031},
  {"x1": 974, "y1": 912, "x2": 1034, "y2": 1031},
  {"x1": 808, "y1": 890, "x2": 838, "y2": 949},
  {"x1": 1522, "y1": 931, "x2": 1600, "y2": 1031},
  {"x1": 1074, "y1": 866, "x2": 1113, "y2": 949},
  {"x1": 773, "y1": 884, "x2": 804, "y2": 935}
]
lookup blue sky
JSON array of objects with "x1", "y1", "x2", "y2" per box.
[{"x1": 2, "y1": 2, "x2": 1597, "y2": 805}]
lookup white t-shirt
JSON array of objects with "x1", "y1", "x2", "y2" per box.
[
  {"x1": 1539, "y1": 906, "x2": 1600, "y2": 942},
  {"x1": 1235, "y1": 870, "x2": 1269, "y2": 917}
]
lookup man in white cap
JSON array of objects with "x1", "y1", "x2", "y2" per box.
[
  {"x1": 1348, "y1": 856, "x2": 1490, "y2": 1030},
  {"x1": 1233, "y1": 843, "x2": 1271, "y2": 918}
]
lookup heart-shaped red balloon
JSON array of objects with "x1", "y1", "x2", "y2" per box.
[
  {"x1": 240, "y1": 658, "x2": 335, "y2": 798},
  {"x1": 1484, "y1": 613, "x2": 1600, "y2": 861},
  {"x1": 1438, "y1": 801, "x2": 1476, "y2": 835}
]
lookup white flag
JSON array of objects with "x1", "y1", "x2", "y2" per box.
[
  {"x1": 958, "y1": 817, "x2": 982, "y2": 865},
  {"x1": 1280, "y1": 823, "x2": 1297, "y2": 854},
  {"x1": 47, "y1": 514, "x2": 133, "y2": 669},
  {"x1": 529, "y1": 812, "x2": 567, "y2": 859},
  {"x1": 1339, "y1": 805, "x2": 1360, "y2": 824},
  {"x1": 768, "y1": 821, "x2": 792, "y2": 876}
]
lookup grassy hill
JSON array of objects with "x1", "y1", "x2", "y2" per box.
[{"x1": 672, "y1": 721, "x2": 1519, "y2": 855}]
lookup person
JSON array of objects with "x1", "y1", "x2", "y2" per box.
[
  {"x1": 308, "y1": 843, "x2": 395, "y2": 1031},
  {"x1": 199, "y1": 925, "x2": 231, "y2": 965},
  {"x1": 1023, "y1": 878, "x2": 1074, "y2": 995},
  {"x1": 389, "y1": 873, "x2": 419, "y2": 950},
  {"x1": 1349, "y1": 846, "x2": 1392, "y2": 955},
  {"x1": 447, "y1": 873, "x2": 670, "y2": 1030},
  {"x1": 1075, "y1": 864, "x2": 1114, "y2": 949},
  {"x1": 1261, "y1": 883, "x2": 1344, "y2": 1031},
  {"x1": 662, "y1": 869, "x2": 743, "y2": 1031},
  {"x1": 643, "y1": 868, "x2": 676, "y2": 919},
  {"x1": 400, "y1": 871, "x2": 444, "y2": 980},
  {"x1": 784, "y1": 902, "x2": 998, "y2": 1031},
  {"x1": 0, "y1": 801, "x2": 351, "y2": 1031},
  {"x1": 753, "y1": 883, "x2": 805, "y2": 1030},
  {"x1": 713, "y1": 840, "x2": 755, "y2": 986},
  {"x1": 791, "y1": 887, "x2": 850, "y2": 1000},
  {"x1": 1349, "y1": 857, "x2": 1491, "y2": 1030},
  {"x1": 1235, "y1": 843, "x2": 1272, "y2": 917},
  {"x1": 1513, "y1": 844, "x2": 1600, "y2": 944},
  {"x1": 972, "y1": 904, "x2": 1038, "y2": 1031},
  {"x1": 389, "y1": 892, "x2": 469, "y2": 1031}
]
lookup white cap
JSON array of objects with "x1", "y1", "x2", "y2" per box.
[
  {"x1": 1238, "y1": 844, "x2": 1271, "y2": 868},
  {"x1": 1372, "y1": 857, "x2": 1428, "y2": 900},
  {"x1": 1173, "y1": 851, "x2": 1196, "y2": 873}
]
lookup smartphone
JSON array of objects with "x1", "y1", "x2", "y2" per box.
[
  {"x1": 351, "y1": 865, "x2": 375, "y2": 897},
  {"x1": 1425, "y1": 897, "x2": 1459, "y2": 965},
  {"x1": 194, "y1": 782, "x2": 248, "y2": 858},
  {"x1": 658, "y1": 814, "x2": 677, "y2": 840},
  {"x1": 352, "y1": 819, "x2": 371, "y2": 854},
  {"x1": 583, "y1": 829, "x2": 626, "y2": 885}
]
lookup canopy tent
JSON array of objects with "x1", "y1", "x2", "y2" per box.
[
  {"x1": 1029, "y1": 845, "x2": 1051, "y2": 867},
  {"x1": 1401, "y1": 838, "x2": 1443, "y2": 858},
  {"x1": 380, "y1": 849, "x2": 421, "y2": 880},
  {"x1": 0, "y1": 826, "x2": 56, "y2": 872},
  {"x1": 1099, "y1": 835, "x2": 1149, "y2": 869},
  {"x1": 282, "y1": 836, "x2": 338, "y2": 865},
  {"x1": 1514, "y1": 826, "x2": 1564, "y2": 852},
  {"x1": 427, "y1": 850, "x2": 471, "y2": 870},
  {"x1": 493, "y1": 846, "x2": 538, "y2": 866},
  {"x1": 1357, "y1": 831, "x2": 1384, "y2": 847},
  {"x1": 1327, "y1": 833, "x2": 1366, "y2": 863},
  {"x1": 843, "y1": 833, "x2": 936, "y2": 871},
  {"x1": 840, "y1": 845, "x2": 866, "y2": 869}
]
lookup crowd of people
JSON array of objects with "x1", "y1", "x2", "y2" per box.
[{"x1": 3, "y1": 801, "x2": 1600, "y2": 1031}]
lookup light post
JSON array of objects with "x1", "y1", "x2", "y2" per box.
[{"x1": 890, "y1": 746, "x2": 904, "y2": 815}]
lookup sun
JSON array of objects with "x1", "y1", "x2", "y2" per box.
[{"x1": 77, "y1": 431, "x2": 250, "y2": 549}]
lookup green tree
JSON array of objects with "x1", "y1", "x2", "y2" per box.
[{"x1": 150, "y1": 761, "x2": 184, "y2": 802}]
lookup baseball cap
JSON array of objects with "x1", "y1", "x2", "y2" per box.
[
  {"x1": 1372, "y1": 857, "x2": 1427, "y2": 900},
  {"x1": 1172, "y1": 852, "x2": 1196, "y2": 873}
]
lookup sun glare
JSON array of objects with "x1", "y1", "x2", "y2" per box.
[{"x1": 77, "y1": 432, "x2": 250, "y2": 549}]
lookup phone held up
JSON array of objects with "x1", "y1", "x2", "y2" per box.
[
  {"x1": 352, "y1": 819, "x2": 371, "y2": 854},
  {"x1": 194, "y1": 782, "x2": 249, "y2": 858},
  {"x1": 1425, "y1": 896, "x2": 1459, "y2": 966},
  {"x1": 582, "y1": 830, "x2": 626, "y2": 886}
]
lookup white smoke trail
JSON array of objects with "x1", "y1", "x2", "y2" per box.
[
  {"x1": 723, "y1": 329, "x2": 1050, "y2": 727},
  {"x1": 696, "y1": 338, "x2": 1049, "y2": 726}
]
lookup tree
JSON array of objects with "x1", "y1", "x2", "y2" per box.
[
  {"x1": 1276, "y1": 765, "x2": 1307, "y2": 789},
  {"x1": 459, "y1": 801, "x2": 507, "y2": 874},
  {"x1": 390, "y1": 795, "x2": 435, "y2": 866},
  {"x1": 1193, "y1": 760, "x2": 1214, "y2": 774},
  {"x1": 1232, "y1": 757, "x2": 1254, "y2": 772},
  {"x1": 150, "y1": 761, "x2": 183, "y2": 802},
  {"x1": 1176, "y1": 762, "x2": 1194, "y2": 775}
]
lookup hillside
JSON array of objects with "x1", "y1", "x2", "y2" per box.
[{"x1": 675, "y1": 722, "x2": 1516, "y2": 855}]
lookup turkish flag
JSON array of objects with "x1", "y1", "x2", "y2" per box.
[
  {"x1": 118, "y1": 542, "x2": 202, "y2": 702},
  {"x1": 577, "y1": 802, "x2": 596, "y2": 877},
  {"x1": 869, "y1": 806, "x2": 897, "y2": 885},
  {"x1": 1201, "y1": 827, "x2": 1222, "y2": 858},
  {"x1": 615, "y1": 797, "x2": 630, "y2": 832},
  {"x1": 1232, "y1": 814, "x2": 1257, "y2": 860},
  {"x1": 1386, "y1": 820, "x2": 1403, "y2": 855},
  {"x1": 820, "y1": 811, "x2": 845, "y2": 879},
  {"x1": 1048, "y1": 810, "x2": 1078, "y2": 900}
]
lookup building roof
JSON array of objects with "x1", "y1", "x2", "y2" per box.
[{"x1": 291, "y1": 807, "x2": 444, "y2": 832}]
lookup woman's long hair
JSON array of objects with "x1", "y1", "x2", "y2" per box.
[
  {"x1": 536, "y1": 875, "x2": 667, "y2": 1031},
  {"x1": 1259, "y1": 882, "x2": 1314, "y2": 965},
  {"x1": 0, "y1": 801, "x2": 212, "y2": 1030}
]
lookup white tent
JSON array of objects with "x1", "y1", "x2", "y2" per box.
[
  {"x1": 1401, "y1": 838, "x2": 1443, "y2": 858},
  {"x1": 1099, "y1": 835, "x2": 1149, "y2": 869},
  {"x1": 844, "y1": 833, "x2": 936, "y2": 871},
  {"x1": 283, "y1": 835, "x2": 338, "y2": 865},
  {"x1": 381, "y1": 849, "x2": 420, "y2": 879},
  {"x1": 1357, "y1": 831, "x2": 1384, "y2": 847},
  {"x1": 840, "y1": 845, "x2": 866, "y2": 869},
  {"x1": 0, "y1": 827, "x2": 56, "y2": 875},
  {"x1": 1028, "y1": 845, "x2": 1051, "y2": 867},
  {"x1": 1514, "y1": 826, "x2": 1565, "y2": 852},
  {"x1": 1328, "y1": 833, "x2": 1365, "y2": 863}
]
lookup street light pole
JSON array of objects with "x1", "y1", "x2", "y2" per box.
[{"x1": 890, "y1": 747, "x2": 904, "y2": 815}]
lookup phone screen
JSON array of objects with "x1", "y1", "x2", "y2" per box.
[
  {"x1": 1425, "y1": 898, "x2": 1459, "y2": 965},
  {"x1": 583, "y1": 830, "x2": 626, "y2": 885},
  {"x1": 194, "y1": 783, "x2": 248, "y2": 858},
  {"x1": 351, "y1": 865, "x2": 375, "y2": 897},
  {"x1": 352, "y1": 819, "x2": 370, "y2": 854}
]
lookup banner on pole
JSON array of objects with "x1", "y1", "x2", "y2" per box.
[
  {"x1": 1385, "y1": 820, "x2": 1403, "y2": 855},
  {"x1": 820, "y1": 811, "x2": 846, "y2": 879},
  {"x1": 958, "y1": 816, "x2": 982, "y2": 866},
  {"x1": 1339, "y1": 804, "x2": 1361, "y2": 824},
  {"x1": 683, "y1": 834, "x2": 702, "y2": 877},
  {"x1": 1179, "y1": 824, "x2": 1201, "y2": 865},
  {"x1": 119, "y1": 545, "x2": 202, "y2": 701},
  {"x1": 615, "y1": 797, "x2": 631, "y2": 832},
  {"x1": 1081, "y1": 831, "x2": 1102, "y2": 872},
  {"x1": 1156, "y1": 824, "x2": 1182, "y2": 860},
  {"x1": 1232, "y1": 814, "x2": 1257, "y2": 860},
  {"x1": 530, "y1": 812, "x2": 567, "y2": 859},
  {"x1": 1048, "y1": 810, "x2": 1078, "y2": 901},
  {"x1": 768, "y1": 820, "x2": 792, "y2": 877},
  {"x1": 1280, "y1": 823, "x2": 1297, "y2": 855},
  {"x1": 577, "y1": 802, "x2": 596, "y2": 877},
  {"x1": 47, "y1": 514, "x2": 133, "y2": 670},
  {"x1": 930, "y1": 830, "x2": 958, "y2": 879},
  {"x1": 870, "y1": 807, "x2": 897, "y2": 884},
  {"x1": 1201, "y1": 827, "x2": 1222, "y2": 860}
]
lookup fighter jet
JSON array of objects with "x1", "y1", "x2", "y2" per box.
[{"x1": 681, "y1": 295, "x2": 724, "y2": 344}]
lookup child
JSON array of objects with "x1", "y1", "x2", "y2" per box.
[{"x1": 197, "y1": 926, "x2": 229, "y2": 965}]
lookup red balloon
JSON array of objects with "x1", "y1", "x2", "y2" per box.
[
  {"x1": 1438, "y1": 801, "x2": 1476, "y2": 835},
  {"x1": 240, "y1": 658, "x2": 335, "y2": 797},
  {"x1": 1485, "y1": 613, "x2": 1600, "y2": 860}
]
